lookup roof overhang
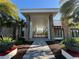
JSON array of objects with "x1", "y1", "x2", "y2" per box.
[{"x1": 20, "y1": 8, "x2": 59, "y2": 14}]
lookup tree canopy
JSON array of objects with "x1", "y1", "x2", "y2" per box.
[
  {"x1": 60, "y1": 0, "x2": 79, "y2": 24},
  {"x1": 0, "y1": 0, "x2": 19, "y2": 20}
]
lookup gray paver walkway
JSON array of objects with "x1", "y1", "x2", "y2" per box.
[{"x1": 23, "y1": 40, "x2": 55, "y2": 59}]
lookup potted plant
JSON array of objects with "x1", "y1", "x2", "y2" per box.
[{"x1": 0, "y1": 37, "x2": 15, "y2": 53}]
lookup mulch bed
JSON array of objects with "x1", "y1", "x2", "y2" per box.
[
  {"x1": 66, "y1": 49, "x2": 79, "y2": 57},
  {"x1": 12, "y1": 41, "x2": 66, "y2": 59},
  {"x1": 47, "y1": 41, "x2": 66, "y2": 59},
  {"x1": 11, "y1": 41, "x2": 33, "y2": 59},
  {"x1": 0, "y1": 47, "x2": 16, "y2": 56},
  {"x1": 46, "y1": 40, "x2": 62, "y2": 45},
  {"x1": 11, "y1": 44, "x2": 31, "y2": 59}
]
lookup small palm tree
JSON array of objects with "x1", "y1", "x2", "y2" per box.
[
  {"x1": 60, "y1": 0, "x2": 79, "y2": 52},
  {"x1": 0, "y1": 0, "x2": 19, "y2": 40},
  {"x1": 0, "y1": 12, "x2": 10, "y2": 34},
  {"x1": 61, "y1": 0, "x2": 74, "y2": 17},
  {"x1": 0, "y1": 0, "x2": 19, "y2": 27},
  {"x1": 60, "y1": 0, "x2": 78, "y2": 20}
]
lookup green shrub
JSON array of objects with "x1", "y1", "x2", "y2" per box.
[
  {"x1": 0, "y1": 37, "x2": 15, "y2": 43},
  {"x1": 72, "y1": 37, "x2": 79, "y2": 42},
  {"x1": 0, "y1": 37, "x2": 15, "y2": 53},
  {"x1": 64, "y1": 37, "x2": 79, "y2": 52},
  {"x1": 64, "y1": 37, "x2": 79, "y2": 43},
  {"x1": 16, "y1": 37, "x2": 25, "y2": 45}
]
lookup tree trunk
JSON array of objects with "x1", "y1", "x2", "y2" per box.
[
  {"x1": 62, "y1": 19, "x2": 70, "y2": 39},
  {"x1": 0, "y1": 26, "x2": 2, "y2": 36},
  {"x1": 13, "y1": 26, "x2": 16, "y2": 39},
  {"x1": 15, "y1": 26, "x2": 19, "y2": 41}
]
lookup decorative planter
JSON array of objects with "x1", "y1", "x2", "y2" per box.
[
  {"x1": 0, "y1": 48, "x2": 17, "y2": 59},
  {"x1": 62, "y1": 49, "x2": 79, "y2": 59},
  {"x1": 65, "y1": 42, "x2": 79, "y2": 52},
  {"x1": 0, "y1": 42, "x2": 14, "y2": 53}
]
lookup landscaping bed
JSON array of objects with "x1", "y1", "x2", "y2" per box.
[
  {"x1": 0, "y1": 37, "x2": 15, "y2": 53},
  {"x1": 65, "y1": 37, "x2": 79, "y2": 52},
  {"x1": 11, "y1": 44, "x2": 31, "y2": 59},
  {"x1": 47, "y1": 41, "x2": 66, "y2": 59}
]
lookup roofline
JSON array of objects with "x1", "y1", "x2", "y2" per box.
[
  {"x1": 20, "y1": 8, "x2": 59, "y2": 13},
  {"x1": 20, "y1": 8, "x2": 59, "y2": 10}
]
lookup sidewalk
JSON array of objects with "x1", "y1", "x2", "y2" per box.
[{"x1": 23, "y1": 40, "x2": 55, "y2": 59}]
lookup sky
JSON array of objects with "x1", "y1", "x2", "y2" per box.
[{"x1": 11, "y1": 0, "x2": 60, "y2": 20}]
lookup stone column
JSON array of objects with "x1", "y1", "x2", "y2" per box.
[
  {"x1": 24, "y1": 15, "x2": 30, "y2": 41},
  {"x1": 24, "y1": 23, "x2": 28, "y2": 40},
  {"x1": 29, "y1": 20, "x2": 33, "y2": 39},
  {"x1": 49, "y1": 15, "x2": 53, "y2": 40},
  {"x1": 16, "y1": 26, "x2": 19, "y2": 41},
  {"x1": 48, "y1": 18, "x2": 50, "y2": 39},
  {"x1": 18, "y1": 26, "x2": 21, "y2": 38}
]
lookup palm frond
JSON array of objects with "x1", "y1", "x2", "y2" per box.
[{"x1": 60, "y1": 0, "x2": 75, "y2": 18}]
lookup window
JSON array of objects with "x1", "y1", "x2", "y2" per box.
[
  {"x1": 54, "y1": 26, "x2": 63, "y2": 38},
  {"x1": 71, "y1": 28, "x2": 79, "y2": 37}
]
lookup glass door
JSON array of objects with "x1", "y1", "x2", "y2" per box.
[{"x1": 33, "y1": 27, "x2": 48, "y2": 38}]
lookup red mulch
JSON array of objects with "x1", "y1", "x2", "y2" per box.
[
  {"x1": 11, "y1": 44, "x2": 31, "y2": 59},
  {"x1": 0, "y1": 47, "x2": 16, "y2": 56},
  {"x1": 66, "y1": 49, "x2": 79, "y2": 57}
]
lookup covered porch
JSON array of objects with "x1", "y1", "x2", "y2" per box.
[{"x1": 21, "y1": 8, "x2": 63, "y2": 41}]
